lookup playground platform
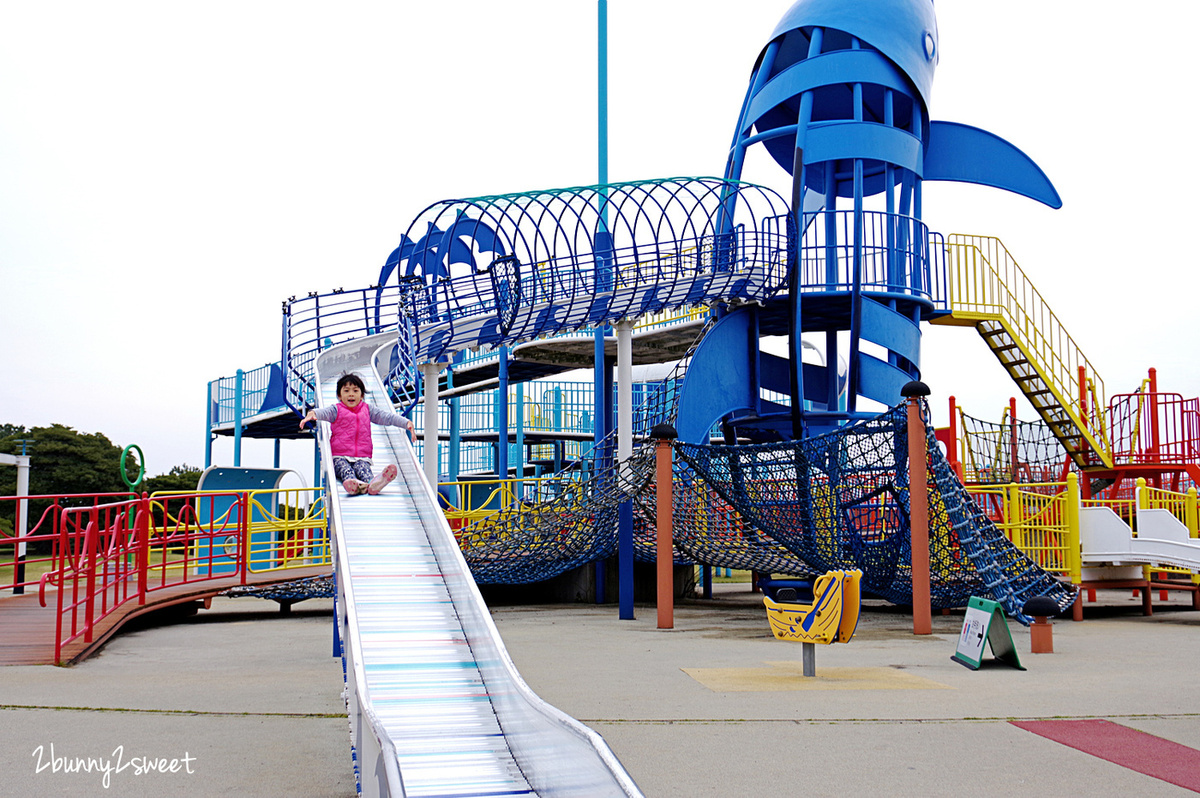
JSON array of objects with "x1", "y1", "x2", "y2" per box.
[{"x1": 2, "y1": 587, "x2": 1199, "y2": 796}]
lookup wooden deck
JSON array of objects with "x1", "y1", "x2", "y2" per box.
[{"x1": 0, "y1": 566, "x2": 331, "y2": 666}]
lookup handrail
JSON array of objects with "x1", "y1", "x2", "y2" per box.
[
  {"x1": 1108, "y1": 390, "x2": 1200, "y2": 466},
  {"x1": 945, "y1": 234, "x2": 1111, "y2": 465},
  {"x1": 5, "y1": 487, "x2": 329, "y2": 665},
  {"x1": 282, "y1": 284, "x2": 404, "y2": 413}
]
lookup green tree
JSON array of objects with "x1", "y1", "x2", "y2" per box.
[
  {"x1": 0, "y1": 424, "x2": 28, "y2": 441},
  {"x1": 0, "y1": 425, "x2": 136, "y2": 543},
  {"x1": 0, "y1": 424, "x2": 134, "y2": 497},
  {"x1": 143, "y1": 464, "x2": 203, "y2": 495}
]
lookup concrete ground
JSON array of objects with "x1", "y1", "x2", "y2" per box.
[
  {"x1": 493, "y1": 585, "x2": 1200, "y2": 797},
  {"x1": 1, "y1": 586, "x2": 1198, "y2": 796},
  {"x1": 0, "y1": 598, "x2": 353, "y2": 798}
]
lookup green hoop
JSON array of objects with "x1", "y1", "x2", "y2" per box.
[{"x1": 121, "y1": 444, "x2": 146, "y2": 490}]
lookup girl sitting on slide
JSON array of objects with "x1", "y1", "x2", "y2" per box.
[{"x1": 300, "y1": 373, "x2": 414, "y2": 495}]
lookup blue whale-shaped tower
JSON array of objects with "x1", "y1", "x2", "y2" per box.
[{"x1": 678, "y1": 0, "x2": 1060, "y2": 441}]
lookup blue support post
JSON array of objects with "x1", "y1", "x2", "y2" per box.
[
  {"x1": 618, "y1": 500, "x2": 634, "y2": 617},
  {"x1": 593, "y1": 331, "x2": 609, "y2": 605},
  {"x1": 515, "y1": 389, "x2": 525, "y2": 480},
  {"x1": 313, "y1": 434, "x2": 321, "y2": 492},
  {"x1": 205, "y1": 380, "x2": 214, "y2": 469},
  {"x1": 448, "y1": 367, "x2": 460, "y2": 482},
  {"x1": 233, "y1": 369, "x2": 244, "y2": 467}
]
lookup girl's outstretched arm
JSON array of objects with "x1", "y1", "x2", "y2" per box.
[{"x1": 300, "y1": 405, "x2": 337, "y2": 429}]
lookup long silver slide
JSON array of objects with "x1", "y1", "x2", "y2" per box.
[{"x1": 314, "y1": 333, "x2": 642, "y2": 798}]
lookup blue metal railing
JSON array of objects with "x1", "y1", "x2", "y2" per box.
[
  {"x1": 207, "y1": 362, "x2": 285, "y2": 427},
  {"x1": 282, "y1": 285, "x2": 403, "y2": 413},
  {"x1": 797, "y1": 210, "x2": 947, "y2": 307}
]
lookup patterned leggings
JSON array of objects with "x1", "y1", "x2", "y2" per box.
[{"x1": 332, "y1": 457, "x2": 374, "y2": 484}]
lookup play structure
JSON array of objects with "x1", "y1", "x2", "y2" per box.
[
  {"x1": 0, "y1": 470, "x2": 330, "y2": 665},
  {"x1": 764, "y1": 569, "x2": 862, "y2": 677},
  {"x1": 764, "y1": 570, "x2": 862, "y2": 645},
  {"x1": 190, "y1": 0, "x2": 1200, "y2": 793}
]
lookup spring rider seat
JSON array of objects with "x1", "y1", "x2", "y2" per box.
[{"x1": 763, "y1": 569, "x2": 863, "y2": 676}]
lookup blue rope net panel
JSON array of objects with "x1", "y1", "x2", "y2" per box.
[
  {"x1": 458, "y1": 446, "x2": 656, "y2": 584},
  {"x1": 646, "y1": 464, "x2": 817, "y2": 576},
  {"x1": 674, "y1": 402, "x2": 1075, "y2": 624},
  {"x1": 221, "y1": 573, "x2": 335, "y2": 602},
  {"x1": 451, "y1": 318, "x2": 819, "y2": 583}
]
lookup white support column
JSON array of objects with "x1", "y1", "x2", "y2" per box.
[
  {"x1": 422, "y1": 362, "x2": 440, "y2": 489},
  {"x1": 0, "y1": 454, "x2": 30, "y2": 561},
  {"x1": 616, "y1": 320, "x2": 633, "y2": 464}
]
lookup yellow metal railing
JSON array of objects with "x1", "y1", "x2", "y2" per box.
[
  {"x1": 438, "y1": 474, "x2": 587, "y2": 544},
  {"x1": 944, "y1": 235, "x2": 1111, "y2": 466},
  {"x1": 246, "y1": 487, "x2": 330, "y2": 572},
  {"x1": 970, "y1": 474, "x2": 1081, "y2": 582},
  {"x1": 154, "y1": 488, "x2": 329, "y2": 575}
]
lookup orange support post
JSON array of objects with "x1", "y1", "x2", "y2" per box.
[
  {"x1": 652, "y1": 423, "x2": 678, "y2": 629},
  {"x1": 903, "y1": 381, "x2": 932, "y2": 635},
  {"x1": 1148, "y1": 367, "x2": 1160, "y2": 464},
  {"x1": 947, "y1": 395, "x2": 963, "y2": 480}
]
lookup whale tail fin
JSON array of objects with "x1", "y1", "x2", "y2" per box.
[{"x1": 924, "y1": 121, "x2": 1062, "y2": 209}]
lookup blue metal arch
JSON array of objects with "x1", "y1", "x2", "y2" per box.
[{"x1": 389, "y1": 177, "x2": 791, "y2": 290}]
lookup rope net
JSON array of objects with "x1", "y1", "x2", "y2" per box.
[
  {"x1": 958, "y1": 410, "x2": 1066, "y2": 484},
  {"x1": 448, "y1": 320, "x2": 1073, "y2": 622},
  {"x1": 457, "y1": 316, "x2": 812, "y2": 582},
  {"x1": 674, "y1": 402, "x2": 1075, "y2": 622}
]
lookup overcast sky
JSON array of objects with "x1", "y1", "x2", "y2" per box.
[{"x1": 2, "y1": 1, "x2": 1195, "y2": 481}]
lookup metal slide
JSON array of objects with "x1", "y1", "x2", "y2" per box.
[
  {"x1": 1081, "y1": 504, "x2": 1200, "y2": 573},
  {"x1": 315, "y1": 333, "x2": 642, "y2": 797}
]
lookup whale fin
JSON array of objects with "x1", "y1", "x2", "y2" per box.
[{"x1": 924, "y1": 121, "x2": 1062, "y2": 209}]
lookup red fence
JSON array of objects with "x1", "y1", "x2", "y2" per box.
[
  {"x1": 1108, "y1": 391, "x2": 1200, "y2": 467},
  {"x1": 1, "y1": 489, "x2": 328, "y2": 664}
]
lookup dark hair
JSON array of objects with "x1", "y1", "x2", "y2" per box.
[{"x1": 336, "y1": 373, "x2": 366, "y2": 394}]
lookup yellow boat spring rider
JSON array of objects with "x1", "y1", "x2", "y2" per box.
[{"x1": 763, "y1": 569, "x2": 863, "y2": 645}]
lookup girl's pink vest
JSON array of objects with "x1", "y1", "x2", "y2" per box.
[{"x1": 329, "y1": 403, "x2": 373, "y2": 458}]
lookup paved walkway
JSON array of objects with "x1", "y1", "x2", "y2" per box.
[
  {"x1": 1, "y1": 587, "x2": 1199, "y2": 796},
  {"x1": 493, "y1": 586, "x2": 1200, "y2": 797},
  {"x1": 0, "y1": 598, "x2": 352, "y2": 797}
]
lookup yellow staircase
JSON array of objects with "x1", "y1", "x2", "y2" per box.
[{"x1": 933, "y1": 234, "x2": 1112, "y2": 469}]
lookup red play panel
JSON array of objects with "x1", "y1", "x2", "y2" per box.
[{"x1": 1012, "y1": 719, "x2": 1200, "y2": 792}]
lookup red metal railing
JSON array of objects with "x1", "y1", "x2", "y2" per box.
[
  {"x1": 2, "y1": 488, "x2": 328, "y2": 664},
  {"x1": 0, "y1": 492, "x2": 131, "y2": 595},
  {"x1": 1108, "y1": 390, "x2": 1200, "y2": 467}
]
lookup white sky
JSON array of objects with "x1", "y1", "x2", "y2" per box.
[{"x1": 2, "y1": 1, "x2": 1196, "y2": 480}]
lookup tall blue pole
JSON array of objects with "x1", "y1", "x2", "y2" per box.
[
  {"x1": 233, "y1": 369, "x2": 244, "y2": 467},
  {"x1": 598, "y1": 0, "x2": 633, "y2": 620}
]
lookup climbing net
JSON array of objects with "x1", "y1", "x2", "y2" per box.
[
  {"x1": 221, "y1": 573, "x2": 335, "y2": 602},
  {"x1": 458, "y1": 315, "x2": 812, "y2": 583},
  {"x1": 958, "y1": 410, "x2": 1066, "y2": 484},
  {"x1": 451, "y1": 327, "x2": 1074, "y2": 620},
  {"x1": 674, "y1": 402, "x2": 1075, "y2": 622}
]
